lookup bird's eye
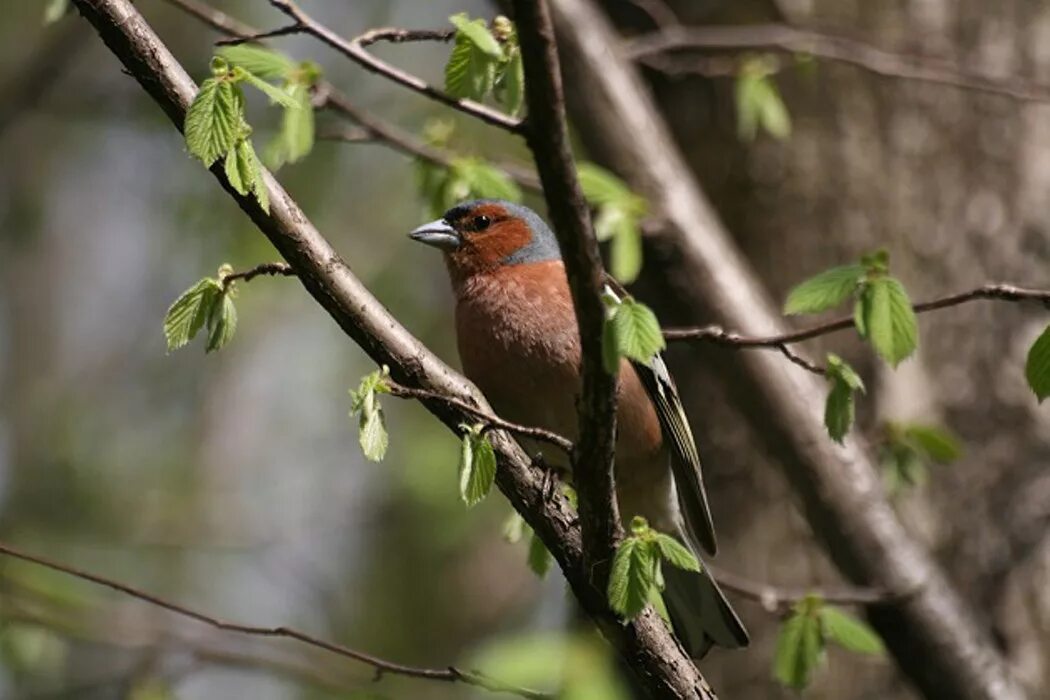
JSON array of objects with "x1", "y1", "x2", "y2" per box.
[{"x1": 471, "y1": 215, "x2": 491, "y2": 231}]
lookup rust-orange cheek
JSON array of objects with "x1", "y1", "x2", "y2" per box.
[{"x1": 448, "y1": 218, "x2": 533, "y2": 274}]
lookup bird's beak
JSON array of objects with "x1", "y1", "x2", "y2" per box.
[{"x1": 408, "y1": 219, "x2": 461, "y2": 251}]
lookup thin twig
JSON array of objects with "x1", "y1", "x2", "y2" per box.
[
  {"x1": 665, "y1": 283, "x2": 1050, "y2": 352},
  {"x1": 158, "y1": 0, "x2": 259, "y2": 37},
  {"x1": 386, "y1": 381, "x2": 574, "y2": 455},
  {"x1": 706, "y1": 564, "x2": 892, "y2": 614},
  {"x1": 263, "y1": 0, "x2": 523, "y2": 133},
  {"x1": 222, "y1": 261, "x2": 296, "y2": 289},
  {"x1": 624, "y1": 23, "x2": 1050, "y2": 103},
  {"x1": 0, "y1": 541, "x2": 548, "y2": 699}
]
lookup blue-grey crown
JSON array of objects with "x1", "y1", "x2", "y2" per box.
[{"x1": 444, "y1": 199, "x2": 562, "y2": 266}]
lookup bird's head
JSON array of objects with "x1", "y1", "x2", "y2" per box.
[{"x1": 408, "y1": 199, "x2": 561, "y2": 278}]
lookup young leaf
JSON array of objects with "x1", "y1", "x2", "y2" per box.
[
  {"x1": 449, "y1": 13, "x2": 504, "y2": 58},
  {"x1": 163, "y1": 278, "x2": 222, "y2": 351},
  {"x1": 456, "y1": 159, "x2": 522, "y2": 202},
  {"x1": 578, "y1": 163, "x2": 634, "y2": 205},
  {"x1": 607, "y1": 538, "x2": 655, "y2": 618},
  {"x1": 864, "y1": 277, "x2": 918, "y2": 366},
  {"x1": 205, "y1": 292, "x2": 237, "y2": 352},
  {"x1": 497, "y1": 49, "x2": 525, "y2": 116},
  {"x1": 609, "y1": 298, "x2": 666, "y2": 364},
  {"x1": 824, "y1": 380, "x2": 854, "y2": 444},
  {"x1": 774, "y1": 609, "x2": 825, "y2": 690},
  {"x1": 224, "y1": 139, "x2": 253, "y2": 196},
  {"x1": 267, "y1": 82, "x2": 315, "y2": 168},
  {"x1": 610, "y1": 215, "x2": 643, "y2": 284},
  {"x1": 503, "y1": 511, "x2": 526, "y2": 543},
  {"x1": 236, "y1": 69, "x2": 300, "y2": 109},
  {"x1": 527, "y1": 531, "x2": 553, "y2": 578},
  {"x1": 217, "y1": 44, "x2": 295, "y2": 80},
  {"x1": 602, "y1": 314, "x2": 622, "y2": 375},
  {"x1": 652, "y1": 533, "x2": 700, "y2": 573},
  {"x1": 459, "y1": 427, "x2": 497, "y2": 507},
  {"x1": 184, "y1": 78, "x2": 240, "y2": 166},
  {"x1": 1025, "y1": 325, "x2": 1050, "y2": 402},
  {"x1": 853, "y1": 289, "x2": 870, "y2": 339},
  {"x1": 784, "y1": 264, "x2": 866, "y2": 315},
  {"x1": 820, "y1": 606, "x2": 884, "y2": 654},
  {"x1": 445, "y1": 30, "x2": 498, "y2": 101},
  {"x1": 736, "y1": 71, "x2": 792, "y2": 141},
  {"x1": 902, "y1": 424, "x2": 963, "y2": 463},
  {"x1": 358, "y1": 405, "x2": 389, "y2": 462}
]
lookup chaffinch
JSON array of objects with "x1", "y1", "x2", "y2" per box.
[{"x1": 409, "y1": 199, "x2": 749, "y2": 656}]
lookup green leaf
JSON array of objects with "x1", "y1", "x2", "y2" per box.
[
  {"x1": 527, "y1": 531, "x2": 553, "y2": 577},
  {"x1": 864, "y1": 277, "x2": 918, "y2": 367},
  {"x1": 902, "y1": 424, "x2": 963, "y2": 463},
  {"x1": 497, "y1": 49, "x2": 525, "y2": 116},
  {"x1": 185, "y1": 78, "x2": 241, "y2": 166},
  {"x1": 652, "y1": 533, "x2": 700, "y2": 573},
  {"x1": 824, "y1": 380, "x2": 854, "y2": 444},
  {"x1": 774, "y1": 609, "x2": 825, "y2": 690},
  {"x1": 578, "y1": 163, "x2": 634, "y2": 205},
  {"x1": 267, "y1": 82, "x2": 315, "y2": 168},
  {"x1": 453, "y1": 159, "x2": 522, "y2": 202},
  {"x1": 826, "y1": 353, "x2": 865, "y2": 392},
  {"x1": 459, "y1": 427, "x2": 497, "y2": 507},
  {"x1": 609, "y1": 298, "x2": 665, "y2": 364},
  {"x1": 820, "y1": 606, "x2": 884, "y2": 655},
  {"x1": 784, "y1": 264, "x2": 866, "y2": 315},
  {"x1": 1025, "y1": 325, "x2": 1050, "y2": 402},
  {"x1": 358, "y1": 404, "x2": 388, "y2": 462},
  {"x1": 445, "y1": 32, "x2": 498, "y2": 101},
  {"x1": 205, "y1": 292, "x2": 237, "y2": 352},
  {"x1": 44, "y1": 0, "x2": 69, "y2": 24},
  {"x1": 217, "y1": 45, "x2": 296, "y2": 80},
  {"x1": 607, "y1": 538, "x2": 656, "y2": 618},
  {"x1": 163, "y1": 278, "x2": 222, "y2": 351},
  {"x1": 602, "y1": 316, "x2": 622, "y2": 375},
  {"x1": 736, "y1": 71, "x2": 792, "y2": 141},
  {"x1": 224, "y1": 139, "x2": 269, "y2": 212},
  {"x1": 610, "y1": 215, "x2": 643, "y2": 284},
  {"x1": 236, "y1": 69, "x2": 300, "y2": 109},
  {"x1": 853, "y1": 289, "x2": 869, "y2": 338},
  {"x1": 449, "y1": 13, "x2": 504, "y2": 58}
]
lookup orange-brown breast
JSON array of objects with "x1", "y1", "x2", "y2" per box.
[{"x1": 451, "y1": 260, "x2": 676, "y2": 530}]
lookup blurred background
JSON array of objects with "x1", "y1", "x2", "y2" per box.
[{"x1": 1, "y1": 0, "x2": 1048, "y2": 698}]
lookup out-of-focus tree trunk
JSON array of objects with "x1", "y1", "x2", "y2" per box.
[{"x1": 573, "y1": 0, "x2": 1050, "y2": 696}]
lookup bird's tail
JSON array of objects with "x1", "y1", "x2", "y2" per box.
[{"x1": 663, "y1": 561, "x2": 749, "y2": 658}]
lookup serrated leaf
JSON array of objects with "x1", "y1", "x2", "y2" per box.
[
  {"x1": 217, "y1": 44, "x2": 295, "y2": 80},
  {"x1": 240, "y1": 140, "x2": 269, "y2": 212},
  {"x1": 784, "y1": 264, "x2": 865, "y2": 315},
  {"x1": 826, "y1": 353, "x2": 865, "y2": 392},
  {"x1": 610, "y1": 299, "x2": 665, "y2": 364},
  {"x1": 267, "y1": 82, "x2": 314, "y2": 169},
  {"x1": 608, "y1": 538, "x2": 657, "y2": 618},
  {"x1": 902, "y1": 424, "x2": 962, "y2": 463},
  {"x1": 459, "y1": 429, "x2": 497, "y2": 507},
  {"x1": 454, "y1": 159, "x2": 522, "y2": 202},
  {"x1": 1025, "y1": 325, "x2": 1050, "y2": 402},
  {"x1": 205, "y1": 292, "x2": 237, "y2": 352},
  {"x1": 652, "y1": 533, "x2": 700, "y2": 573},
  {"x1": 497, "y1": 49, "x2": 525, "y2": 116},
  {"x1": 358, "y1": 405, "x2": 388, "y2": 462},
  {"x1": 865, "y1": 277, "x2": 918, "y2": 367},
  {"x1": 824, "y1": 379, "x2": 855, "y2": 444},
  {"x1": 163, "y1": 278, "x2": 222, "y2": 351},
  {"x1": 185, "y1": 78, "x2": 240, "y2": 166},
  {"x1": 774, "y1": 610, "x2": 825, "y2": 690},
  {"x1": 820, "y1": 606, "x2": 884, "y2": 655},
  {"x1": 445, "y1": 32, "x2": 497, "y2": 101},
  {"x1": 527, "y1": 531, "x2": 553, "y2": 577},
  {"x1": 449, "y1": 13, "x2": 504, "y2": 58},
  {"x1": 224, "y1": 140, "x2": 252, "y2": 196},
  {"x1": 44, "y1": 0, "x2": 69, "y2": 24},
  {"x1": 237, "y1": 69, "x2": 300, "y2": 109},
  {"x1": 853, "y1": 289, "x2": 869, "y2": 338}
]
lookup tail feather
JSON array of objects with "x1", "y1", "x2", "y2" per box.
[{"x1": 663, "y1": 562, "x2": 749, "y2": 658}]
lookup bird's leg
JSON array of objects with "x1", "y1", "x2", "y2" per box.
[{"x1": 532, "y1": 451, "x2": 566, "y2": 502}]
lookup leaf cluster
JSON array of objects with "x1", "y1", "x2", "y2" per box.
[
  {"x1": 163, "y1": 266, "x2": 239, "y2": 353},
  {"x1": 349, "y1": 367, "x2": 391, "y2": 462},
  {"x1": 606, "y1": 516, "x2": 699, "y2": 619},
  {"x1": 444, "y1": 14, "x2": 524, "y2": 117},
  {"x1": 579, "y1": 164, "x2": 648, "y2": 283},
  {"x1": 774, "y1": 595, "x2": 884, "y2": 691}
]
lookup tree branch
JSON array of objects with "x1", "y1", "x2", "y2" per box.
[
  {"x1": 68, "y1": 1, "x2": 720, "y2": 698},
  {"x1": 664, "y1": 283, "x2": 1050, "y2": 353},
  {"x1": 704, "y1": 564, "x2": 894, "y2": 615},
  {"x1": 221, "y1": 261, "x2": 295, "y2": 289},
  {"x1": 0, "y1": 541, "x2": 545, "y2": 699},
  {"x1": 624, "y1": 23, "x2": 1050, "y2": 104},
  {"x1": 263, "y1": 0, "x2": 523, "y2": 133}
]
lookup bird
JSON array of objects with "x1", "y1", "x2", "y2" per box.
[{"x1": 409, "y1": 198, "x2": 748, "y2": 657}]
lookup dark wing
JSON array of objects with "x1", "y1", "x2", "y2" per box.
[{"x1": 604, "y1": 278, "x2": 718, "y2": 556}]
